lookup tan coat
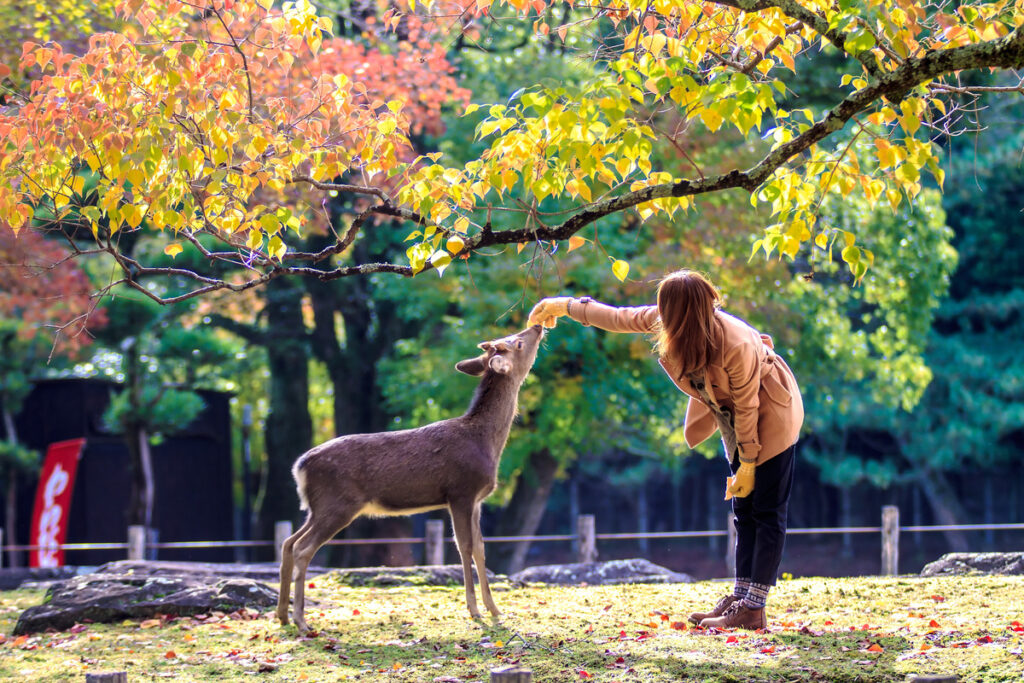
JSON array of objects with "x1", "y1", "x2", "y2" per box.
[{"x1": 567, "y1": 299, "x2": 803, "y2": 464}]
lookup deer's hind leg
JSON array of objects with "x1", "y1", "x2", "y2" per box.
[
  {"x1": 471, "y1": 502, "x2": 499, "y2": 616},
  {"x1": 290, "y1": 504, "x2": 361, "y2": 633},
  {"x1": 277, "y1": 516, "x2": 314, "y2": 625},
  {"x1": 448, "y1": 499, "x2": 482, "y2": 618}
]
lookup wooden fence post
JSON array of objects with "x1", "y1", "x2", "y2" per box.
[
  {"x1": 274, "y1": 521, "x2": 293, "y2": 564},
  {"x1": 86, "y1": 673, "x2": 128, "y2": 682},
  {"x1": 127, "y1": 525, "x2": 146, "y2": 561},
  {"x1": 725, "y1": 513, "x2": 736, "y2": 578},
  {"x1": 881, "y1": 505, "x2": 900, "y2": 576},
  {"x1": 577, "y1": 514, "x2": 597, "y2": 564},
  {"x1": 490, "y1": 665, "x2": 532, "y2": 682},
  {"x1": 425, "y1": 519, "x2": 445, "y2": 565}
]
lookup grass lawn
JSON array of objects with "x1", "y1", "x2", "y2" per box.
[{"x1": 0, "y1": 573, "x2": 1021, "y2": 681}]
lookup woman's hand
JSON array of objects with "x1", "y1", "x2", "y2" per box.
[
  {"x1": 724, "y1": 461, "x2": 756, "y2": 500},
  {"x1": 528, "y1": 297, "x2": 573, "y2": 328}
]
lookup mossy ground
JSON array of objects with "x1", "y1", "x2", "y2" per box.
[{"x1": 0, "y1": 574, "x2": 1021, "y2": 681}]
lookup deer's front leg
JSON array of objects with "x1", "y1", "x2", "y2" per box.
[{"x1": 448, "y1": 503, "x2": 482, "y2": 618}]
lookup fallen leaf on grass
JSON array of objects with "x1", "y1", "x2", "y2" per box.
[
  {"x1": 865, "y1": 643, "x2": 884, "y2": 653},
  {"x1": 164, "y1": 650, "x2": 177, "y2": 659},
  {"x1": 140, "y1": 619, "x2": 162, "y2": 629}
]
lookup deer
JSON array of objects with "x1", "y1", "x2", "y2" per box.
[{"x1": 277, "y1": 324, "x2": 545, "y2": 633}]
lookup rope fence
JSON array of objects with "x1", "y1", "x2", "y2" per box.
[{"x1": 3, "y1": 506, "x2": 1023, "y2": 574}]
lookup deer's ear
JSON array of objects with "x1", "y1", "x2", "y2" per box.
[
  {"x1": 478, "y1": 341, "x2": 494, "y2": 352},
  {"x1": 488, "y1": 355, "x2": 513, "y2": 375},
  {"x1": 456, "y1": 356, "x2": 487, "y2": 376}
]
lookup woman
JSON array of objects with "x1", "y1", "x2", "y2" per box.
[{"x1": 527, "y1": 269, "x2": 803, "y2": 630}]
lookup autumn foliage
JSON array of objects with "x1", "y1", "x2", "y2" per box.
[
  {"x1": 0, "y1": 227, "x2": 105, "y2": 355},
  {"x1": 1, "y1": 0, "x2": 1024, "y2": 298}
]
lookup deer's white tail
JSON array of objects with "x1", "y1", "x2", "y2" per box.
[{"x1": 293, "y1": 456, "x2": 311, "y2": 512}]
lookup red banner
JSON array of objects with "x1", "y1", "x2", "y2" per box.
[{"x1": 29, "y1": 438, "x2": 85, "y2": 568}]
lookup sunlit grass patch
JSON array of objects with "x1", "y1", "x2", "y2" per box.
[{"x1": 0, "y1": 575, "x2": 1021, "y2": 681}]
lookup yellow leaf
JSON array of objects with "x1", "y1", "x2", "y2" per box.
[
  {"x1": 567, "y1": 235, "x2": 586, "y2": 252},
  {"x1": 446, "y1": 235, "x2": 465, "y2": 254},
  {"x1": 164, "y1": 243, "x2": 183, "y2": 259},
  {"x1": 611, "y1": 259, "x2": 629, "y2": 281},
  {"x1": 268, "y1": 235, "x2": 286, "y2": 260},
  {"x1": 517, "y1": 241, "x2": 528, "y2": 254},
  {"x1": 814, "y1": 232, "x2": 828, "y2": 249}
]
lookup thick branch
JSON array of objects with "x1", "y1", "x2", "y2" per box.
[{"x1": 712, "y1": 0, "x2": 886, "y2": 80}]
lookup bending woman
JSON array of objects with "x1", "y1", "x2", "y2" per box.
[{"x1": 528, "y1": 269, "x2": 803, "y2": 630}]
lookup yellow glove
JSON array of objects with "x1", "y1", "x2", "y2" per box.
[
  {"x1": 527, "y1": 297, "x2": 573, "y2": 328},
  {"x1": 724, "y1": 461, "x2": 756, "y2": 500}
]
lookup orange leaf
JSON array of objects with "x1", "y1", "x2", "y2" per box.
[
  {"x1": 928, "y1": 619, "x2": 940, "y2": 628},
  {"x1": 567, "y1": 235, "x2": 586, "y2": 252},
  {"x1": 726, "y1": 635, "x2": 739, "y2": 643},
  {"x1": 930, "y1": 595, "x2": 945, "y2": 602},
  {"x1": 670, "y1": 621, "x2": 686, "y2": 631},
  {"x1": 866, "y1": 643, "x2": 884, "y2": 652},
  {"x1": 164, "y1": 650, "x2": 177, "y2": 659}
]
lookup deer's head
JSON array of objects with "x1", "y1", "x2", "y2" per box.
[{"x1": 455, "y1": 325, "x2": 545, "y2": 380}]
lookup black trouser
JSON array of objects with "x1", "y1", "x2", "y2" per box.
[{"x1": 730, "y1": 443, "x2": 796, "y2": 587}]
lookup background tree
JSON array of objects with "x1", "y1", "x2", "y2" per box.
[{"x1": 0, "y1": 227, "x2": 105, "y2": 565}]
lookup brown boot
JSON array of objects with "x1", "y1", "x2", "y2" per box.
[
  {"x1": 699, "y1": 602, "x2": 767, "y2": 630},
  {"x1": 688, "y1": 594, "x2": 740, "y2": 625}
]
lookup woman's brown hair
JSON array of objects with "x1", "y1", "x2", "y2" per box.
[{"x1": 655, "y1": 269, "x2": 721, "y2": 378}]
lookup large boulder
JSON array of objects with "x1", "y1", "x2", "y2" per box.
[
  {"x1": 13, "y1": 561, "x2": 281, "y2": 635},
  {"x1": 920, "y1": 552, "x2": 1024, "y2": 577},
  {"x1": 326, "y1": 564, "x2": 498, "y2": 587},
  {"x1": 510, "y1": 558, "x2": 693, "y2": 585}
]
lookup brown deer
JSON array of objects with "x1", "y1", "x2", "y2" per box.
[{"x1": 277, "y1": 324, "x2": 545, "y2": 632}]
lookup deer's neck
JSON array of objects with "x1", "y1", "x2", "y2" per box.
[{"x1": 463, "y1": 372, "x2": 521, "y2": 453}]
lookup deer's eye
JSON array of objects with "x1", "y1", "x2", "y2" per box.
[{"x1": 515, "y1": 339, "x2": 524, "y2": 349}]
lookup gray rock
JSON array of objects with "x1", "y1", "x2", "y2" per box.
[
  {"x1": 510, "y1": 558, "x2": 693, "y2": 585},
  {"x1": 920, "y1": 552, "x2": 1024, "y2": 577},
  {"x1": 13, "y1": 565, "x2": 279, "y2": 635},
  {"x1": 326, "y1": 564, "x2": 498, "y2": 587}
]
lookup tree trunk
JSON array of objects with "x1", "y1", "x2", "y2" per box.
[
  {"x1": 917, "y1": 469, "x2": 970, "y2": 552},
  {"x1": 493, "y1": 448, "x2": 559, "y2": 574},
  {"x1": 123, "y1": 338, "x2": 154, "y2": 529},
  {"x1": 260, "y1": 277, "x2": 313, "y2": 537}
]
